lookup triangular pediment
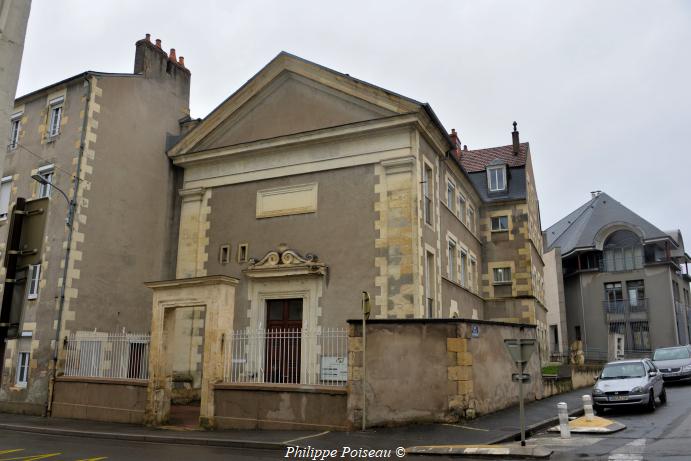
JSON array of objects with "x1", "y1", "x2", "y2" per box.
[
  {"x1": 195, "y1": 72, "x2": 395, "y2": 151},
  {"x1": 169, "y1": 52, "x2": 424, "y2": 156}
]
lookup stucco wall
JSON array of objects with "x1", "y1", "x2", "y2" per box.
[
  {"x1": 565, "y1": 265, "x2": 677, "y2": 354},
  {"x1": 347, "y1": 319, "x2": 541, "y2": 428},
  {"x1": 52, "y1": 377, "x2": 147, "y2": 424},
  {"x1": 543, "y1": 248, "x2": 567, "y2": 355},
  {"x1": 205, "y1": 165, "x2": 378, "y2": 330},
  {"x1": 213, "y1": 383, "x2": 347, "y2": 430}
]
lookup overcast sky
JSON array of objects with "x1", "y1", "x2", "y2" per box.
[{"x1": 15, "y1": 1, "x2": 691, "y2": 237}]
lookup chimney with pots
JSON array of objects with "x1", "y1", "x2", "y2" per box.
[
  {"x1": 134, "y1": 33, "x2": 190, "y2": 83},
  {"x1": 449, "y1": 128, "x2": 463, "y2": 159},
  {"x1": 512, "y1": 121, "x2": 520, "y2": 155}
]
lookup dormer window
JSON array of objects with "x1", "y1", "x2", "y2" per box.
[{"x1": 487, "y1": 165, "x2": 506, "y2": 192}]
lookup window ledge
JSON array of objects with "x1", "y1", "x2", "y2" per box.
[
  {"x1": 491, "y1": 229, "x2": 509, "y2": 233},
  {"x1": 493, "y1": 281, "x2": 513, "y2": 286}
]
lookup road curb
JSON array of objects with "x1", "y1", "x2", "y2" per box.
[
  {"x1": 0, "y1": 423, "x2": 287, "y2": 450},
  {"x1": 488, "y1": 407, "x2": 585, "y2": 444},
  {"x1": 406, "y1": 445, "x2": 553, "y2": 458}
]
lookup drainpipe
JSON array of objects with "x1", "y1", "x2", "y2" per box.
[{"x1": 44, "y1": 75, "x2": 91, "y2": 417}]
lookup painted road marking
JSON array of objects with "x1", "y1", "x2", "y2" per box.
[
  {"x1": 442, "y1": 423, "x2": 490, "y2": 431},
  {"x1": 283, "y1": 431, "x2": 330, "y2": 444},
  {"x1": 608, "y1": 438, "x2": 646, "y2": 461},
  {"x1": 0, "y1": 449, "x2": 107, "y2": 461},
  {"x1": 0, "y1": 453, "x2": 61, "y2": 460}
]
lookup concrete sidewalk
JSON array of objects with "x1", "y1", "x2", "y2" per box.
[{"x1": 0, "y1": 388, "x2": 589, "y2": 451}]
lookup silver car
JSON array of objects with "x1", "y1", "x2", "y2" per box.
[
  {"x1": 592, "y1": 359, "x2": 666, "y2": 414},
  {"x1": 652, "y1": 345, "x2": 691, "y2": 382}
]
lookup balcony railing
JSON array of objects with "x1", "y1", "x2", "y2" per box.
[{"x1": 603, "y1": 298, "x2": 648, "y2": 315}]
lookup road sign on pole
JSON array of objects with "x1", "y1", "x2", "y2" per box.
[{"x1": 504, "y1": 338, "x2": 537, "y2": 447}]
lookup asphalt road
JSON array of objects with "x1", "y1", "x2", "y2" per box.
[
  {"x1": 531, "y1": 381, "x2": 691, "y2": 460},
  {"x1": 0, "y1": 430, "x2": 430, "y2": 461},
  {"x1": 1, "y1": 383, "x2": 690, "y2": 460}
]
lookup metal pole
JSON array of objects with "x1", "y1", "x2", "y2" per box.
[
  {"x1": 45, "y1": 76, "x2": 91, "y2": 417},
  {"x1": 518, "y1": 338, "x2": 525, "y2": 446},
  {"x1": 362, "y1": 295, "x2": 367, "y2": 432}
]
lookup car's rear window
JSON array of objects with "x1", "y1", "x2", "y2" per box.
[{"x1": 653, "y1": 348, "x2": 690, "y2": 361}]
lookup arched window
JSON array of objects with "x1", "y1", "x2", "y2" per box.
[{"x1": 603, "y1": 230, "x2": 643, "y2": 271}]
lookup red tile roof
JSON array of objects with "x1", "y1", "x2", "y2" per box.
[{"x1": 456, "y1": 143, "x2": 529, "y2": 173}]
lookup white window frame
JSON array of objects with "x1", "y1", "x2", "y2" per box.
[
  {"x1": 16, "y1": 351, "x2": 30, "y2": 388},
  {"x1": 468, "y1": 206, "x2": 476, "y2": 233},
  {"x1": 493, "y1": 267, "x2": 512, "y2": 284},
  {"x1": 48, "y1": 97, "x2": 64, "y2": 138},
  {"x1": 447, "y1": 239, "x2": 456, "y2": 280},
  {"x1": 491, "y1": 215, "x2": 509, "y2": 232},
  {"x1": 37, "y1": 165, "x2": 54, "y2": 198},
  {"x1": 470, "y1": 257, "x2": 477, "y2": 292},
  {"x1": 446, "y1": 180, "x2": 456, "y2": 213},
  {"x1": 458, "y1": 193, "x2": 467, "y2": 225},
  {"x1": 27, "y1": 264, "x2": 40, "y2": 300},
  {"x1": 460, "y1": 249, "x2": 468, "y2": 288},
  {"x1": 424, "y1": 250, "x2": 435, "y2": 317},
  {"x1": 487, "y1": 165, "x2": 507, "y2": 192},
  {"x1": 423, "y1": 163, "x2": 433, "y2": 226},
  {"x1": 237, "y1": 243, "x2": 249, "y2": 263},
  {"x1": 9, "y1": 114, "x2": 21, "y2": 150},
  {"x1": 219, "y1": 244, "x2": 230, "y2": 264},
  {"x1": 0, "y1": 176, "x2": 12, "y2": 220}
]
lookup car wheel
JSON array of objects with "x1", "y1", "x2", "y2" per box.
[
  {"x1": 660, "y1": 386, "x2": 667, "y2": 404},
  {"x1": 647, "y1": 390, "x2": 656, "y2": 412},
  {"x1": 593, "y1": 404, "x2": 603, "y2": 416}
]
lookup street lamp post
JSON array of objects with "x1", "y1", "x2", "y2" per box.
[{"x1": 31, "y1": 173, "x2": 77, "y2": 416}]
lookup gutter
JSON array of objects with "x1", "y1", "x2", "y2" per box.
[{"x1": 44, "y1": 74, "x2": 92, "y2": 416}]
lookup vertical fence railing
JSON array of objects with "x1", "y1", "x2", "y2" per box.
[
  {"x1": 63, "y1": 332, "x2": 150, "y2": 380},
  {"x1": 223, "y1": 328, "x2": 347, "y2": 386}
]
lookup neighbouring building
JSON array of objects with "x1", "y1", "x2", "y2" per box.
[
  {"x1": 0, "y1": 0, "x2": 32, "y2": 179},
  {"x1": 544, "y1": 191, "x2": 691, "y2": 362},
  {"x1": 456, "y1": 126, "x2": 548, "y2": 359},
  {"x1": 0, "y1": 35, "x2": 190, "y2": 415}
]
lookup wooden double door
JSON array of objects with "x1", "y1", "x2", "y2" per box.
[{"x1": 265, "y1": 298, "x2": 303, "y2": 384}]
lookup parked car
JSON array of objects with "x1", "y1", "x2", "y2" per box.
[
  {"x1": 592, "y1": 359, "x2": 666, "y2": 414},
  {"x1": 652, "y1": 345, "x2": 691, "y2": 382}
]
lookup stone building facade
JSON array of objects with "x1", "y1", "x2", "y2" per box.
[
  {"x1": 0, "y1": 35, "x2": 190, "y2": 414},
  {"x1": 2, "y1": 47, "x2": 551, "y2": 423}
]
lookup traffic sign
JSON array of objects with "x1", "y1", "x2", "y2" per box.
[
  {"x1": 504, "y1": 339, "x2": 537, "y2": 364},
  {"x1": 512, "y1": 373, "x2": 531, "y2": 383}
]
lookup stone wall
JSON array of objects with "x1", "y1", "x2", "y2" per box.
[
  {"x1": 52, "y1": 377, "x2": 147, "y2": 424},
  {"x1": 347, "y1": 319, "x2": 542, "y2": 428},
  {"x1": 213, "y1": 383, "x2": 347, "y2": 430}
]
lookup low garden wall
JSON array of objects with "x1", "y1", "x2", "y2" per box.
[
  {"x1": 346, "y1": 319, "x2": 542, "y2": 428},
  {"x1": 213, "y1": 383, "x2": 348, "y2": 430},
  {"x1": 52, "y1": 376, "x2": 147, "y2": 424}
]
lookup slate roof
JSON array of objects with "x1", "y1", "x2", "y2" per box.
[
  {"x1": 544, "y1": 192, "x2": 674, "y2": 255},
  {"x1": 458, "y1": 143, "x2": 529, "y2": 173},
  {"x1": 467, "y1": 168, "x2": 527, "y2": 203}
]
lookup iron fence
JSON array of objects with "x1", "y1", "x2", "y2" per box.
[
  {"x1": 223, "y1": 328, "x2": 347, "y2": 386},
  {"x1": 63, "y1": 331, "x2": 150, "y2": 380}
]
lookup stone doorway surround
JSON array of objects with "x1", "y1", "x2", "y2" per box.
[
  {"x1": 144, "y1": 275, "x2": 238, "y2": 428},
  {"x1": 244, "y1": 245, "x2": 327, "y2": 384}
]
